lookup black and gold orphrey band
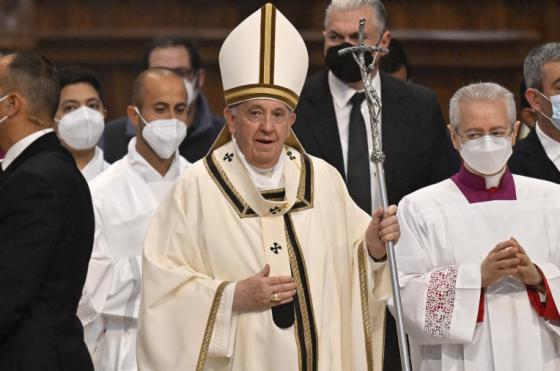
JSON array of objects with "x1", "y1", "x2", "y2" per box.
[{"x1": 284, "y1": 213, "x2": 318, "y2": 371}]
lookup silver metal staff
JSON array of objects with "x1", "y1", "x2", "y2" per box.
[{"x1": 339, "y1": 18, "x2": 411, "y2": 371}]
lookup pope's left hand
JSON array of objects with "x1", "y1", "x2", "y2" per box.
[
  {"x1": 511, "y1": 237, "x2": 543, "y2": 287},
  {"x1": 365, "y1": 205, "x2": 400, "y2": 260}
]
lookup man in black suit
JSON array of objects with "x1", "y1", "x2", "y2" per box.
[
  {"x1": 293, "y1": 1, "x2": 456, "y2": 369},
  {"x1": 509, "y1": 43, "x2": 560, "y2": 183},
  {"x1": 102, "y1": 36, "x2": 223, "y2": 163},
  {"x1": 0, "y1": 53, "x2": 94, "y2": 370}
]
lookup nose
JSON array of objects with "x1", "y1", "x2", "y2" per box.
[{"x1": 260, "y1": 113, "x2": 274, "y2": 132}]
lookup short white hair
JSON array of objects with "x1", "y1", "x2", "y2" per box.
[
  {"x1": 324, "y1": 0, "x2": 387, "y2": 35},
  {"x1": 449, "y1": 82, "x2": 516, "y2": 129}
]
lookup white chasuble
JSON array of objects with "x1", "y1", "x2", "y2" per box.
[
  {"x1": 393, "y1": 176, "x2": 560, "y2": 371},
  {"x1": 137, "y1": 134, "x2": 392, "y2": 371}
]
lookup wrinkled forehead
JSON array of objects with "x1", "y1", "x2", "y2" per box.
[{"x1": 233, "y1": 98, "x2": 293, "y2": 112}]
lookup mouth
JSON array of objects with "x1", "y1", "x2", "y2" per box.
[{"x1": 255, "y1": 138, "x2": 275, "y2": 145}]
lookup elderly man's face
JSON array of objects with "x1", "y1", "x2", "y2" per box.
[
  {"x1": 224, "y1": 99, "x2": 295, "y2": 169},
  {"x1": 323, "y1": 5, "x2": 390, "y2": 56},
  {"x1": 449, "y1": 99, "x2": 518, "y2": 151}
]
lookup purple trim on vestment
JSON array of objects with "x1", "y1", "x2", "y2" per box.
[{"x1": 451, "y1": 164, "x2": 516, "y2": 203}]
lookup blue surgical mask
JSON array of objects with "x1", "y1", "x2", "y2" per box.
[{"x1": 536, "y1": 90, "x2": 560, "y2": 130}]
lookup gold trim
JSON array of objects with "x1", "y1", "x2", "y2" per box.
[
  {"x1": 196, "y1": 281, "x2": 230, "y2": 371},
  {"x1": 358, "y1": 245, "x2": 374, "y2": 371},
  {"x1": 285, "y1": 214, "x2": 317, "y2": 370},
  {"x1": 260, "y1": 4, "x2": 275, "y2": 84},
  {"x1": 204, "y1": 153, "x2": 253, "y2": 218},
  {"x1": 224, "y1": 85, "x2": 298, "y2": 110}
]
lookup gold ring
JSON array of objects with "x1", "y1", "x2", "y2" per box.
[{"x1": 271, "y1": 293, "x2": 281, "y2": 302}]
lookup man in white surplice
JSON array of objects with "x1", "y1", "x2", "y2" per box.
[
  {"x1": 393, "y1": 82, "x2": 560, "y2": 371},
  {"x1": 77, "y1": 67, "x2": 190, "y2": 371},
  {"x1": 137, "y1": 3, "x2": 399, "y2": 371}
]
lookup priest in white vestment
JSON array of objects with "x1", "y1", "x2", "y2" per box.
[
  {"x1": 393, "y1": 82, "x2": 560, "y2": 371},
  {"x1": 54, "y1": 66, "x2": 110, "y2": 181},
  {"x1": 77, "y1": 67, "x2": 190, "y2": 371},
  {"x1": 137, "y1": 4, "x2": 399, "y2": 371}
]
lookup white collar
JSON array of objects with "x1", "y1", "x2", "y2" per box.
[
  {"x1": 328, "y1": 70, "x2": 382, "y2": 109},
  {"x1": 232, "y1": 138, "x2": 286, "y2": 191},
  {"x1": 81, "y1": 146, "x2": 108, "y2": 181},
  {"x1": 126, "y1": 137, "x2": 181, "y2": 183},
  {"x1": 2, "y1": 128, "x2": 54, "y2": 171},
  {"x1": 536, "y1": 122, "x2": 560, "y2": 162},
  {"x1": 485, "y1": 166, "x2": 506, "y2": 189}
]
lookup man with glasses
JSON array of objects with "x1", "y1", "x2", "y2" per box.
[
  {"x1": 394, "y1": 82, "x2": 560, "y2": 370},
  {"x1": 293, "y1": 1, "x2": 457, "y2": 368},
  {"x1": 510, "y1": 43, "x2": 560, "y2": 183},
  {"x1": 102, "y1": 36, "x2": 223, "y2": 163}
]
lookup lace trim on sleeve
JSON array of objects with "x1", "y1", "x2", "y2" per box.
[{"x1": 424, "y1": 265, "x2": 458, "y2": 338}]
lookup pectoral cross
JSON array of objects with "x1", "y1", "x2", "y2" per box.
[{"x1": 223, "y1": 153, "x2": 234, "y2": 162}]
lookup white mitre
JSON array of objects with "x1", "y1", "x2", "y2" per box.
[{"x1": 219, "y1": 3, "x2": 309, "y2": 111}]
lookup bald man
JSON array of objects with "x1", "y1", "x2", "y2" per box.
[{"x1": 77, "y1": 68, "x2": 190, "y2": 371}]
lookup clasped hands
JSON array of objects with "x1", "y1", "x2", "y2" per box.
[{"x1": 481, "y1": 237, "x2": 543, "y2": 289}]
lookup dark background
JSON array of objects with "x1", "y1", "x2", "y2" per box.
[{"x1": 1, "y1": 0, "x2": 557, "y2": 122}]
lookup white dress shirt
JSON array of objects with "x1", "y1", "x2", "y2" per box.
[
  {"x1": 81, "y1": 146, "x2": 110, "y2": 181},
  {"x1": 328, "y1": 71, "x2": 381, "y2": 212},
  {"x1": 1, "y1": 128, "x2": 54, "y2": 171},
  {"x1": 536, "y1": 122, "x2": 560, "y2": 172}
]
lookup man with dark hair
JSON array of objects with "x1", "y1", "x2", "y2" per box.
[
  {"x1": 379, "y1": 38, "x2": 410, "y2": 81},
  {"x1": 0, "y1": 52, "x2": 94, "y2": 370},
  {"x1": 293, "y1": 1, "x2": 456, "y2": 369},
  {"x1": 102, "y1": 36, "x2": 223, "y2": 163},
  {"x1": 79, "y1": 67, "x2": 190, "y2": 370},
  {"x1": 54, "y1": 66, "x2": 109, "y2": 180},
  {"x1": 510, "y1": 42, "x2": 560, "y2": 183}
]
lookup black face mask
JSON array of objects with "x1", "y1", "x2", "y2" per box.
[{"x1": 324, "y1": 42, "x2": 374, "y2": 83}]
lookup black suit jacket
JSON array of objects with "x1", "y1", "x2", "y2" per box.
[
  {"x1": 294, "y1": 70, "x2": 457, "y2": 371},
  {"x1": 0, "y1": 132, "x2": 94, "y2": 371},
  {"x1": 509, "y1": 128, "x2": 560, "y2": 183},
  {"x1": 294, "y1": 70, "x2": 456, "y2": 206}
]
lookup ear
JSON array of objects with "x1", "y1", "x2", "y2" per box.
[
  {"x1": 4, "y1": 92, "x2": 23, "y2": 118},
  {"x1": 127, "y1": 105, "x2": 140, "y2": 129},
  {"x1": 289, "y1": 111, "x2": 296, "y2": 128},
  {"x1": 447, "y1": 124, "x2": 461, "y2": 151},
  {"x1": 525, "y1": 88, "x2": 545, "y2": 112},
  {"x1": 223, "y1": 106, "x2": 236, "y2": 136},
  {"x1": 379, "y1": 30, "x2": 391, "y2": 51},
  {"x1": 511, "y1": 120, "x2": 521, "y2": 146},
  {"x1": 196, "y1": 69, "x2": 206, "y2": 90}
]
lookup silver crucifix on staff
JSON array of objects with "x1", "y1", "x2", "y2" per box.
[{"x1": 338, "y1": 18, "x2": 412, "y2": 371}]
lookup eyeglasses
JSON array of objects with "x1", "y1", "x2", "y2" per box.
[{"x1": 454, "y1": 128, "x2": 513, "y2": 141}]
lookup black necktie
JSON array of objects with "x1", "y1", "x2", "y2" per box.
[{"x1": 347, "y1": 92, "x2": 371, "y2": 214}]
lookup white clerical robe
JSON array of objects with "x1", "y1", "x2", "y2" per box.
[
  {"x1": 81, "y1": 146, "x2": 110, "y2": 181},
  {"x1": 137, "y1": 133, "x2": 392, "y2": 371},
  {"x1": 393, "y1": 175, "x2": 560, "y2": 371},
  {"x1": 77, "y1": 138, "x2": 190, "y2": 371}
]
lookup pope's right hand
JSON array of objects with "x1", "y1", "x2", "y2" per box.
[
  {"x1": 480, "y1": 239, "x2": 520, "y2": 288},
  {"x1": 232, "y1": 264, "x2": 297, "y2": 312}
]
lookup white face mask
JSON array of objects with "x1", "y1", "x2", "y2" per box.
[
  {"x1": 536, "y1": 91, "x2": 560, "y2": 130},
  {"x1": 183, "y1": 77, "x2": 199, "y2": 107},
  {"x1": 0, "y1": 94, "x2": 10, "y2": 124},
  {"x1": 459, "y1": 135, "x2": 513, "y2": 175},
  {"x1": 56, "y1": 106, "x2": 105, "y2": 150},
  {"x1": 135, "y1": 107, "x2": 187, "y2": 159}
]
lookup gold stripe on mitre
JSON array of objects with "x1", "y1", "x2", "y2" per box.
[
  {"x1": 224, "y1": 84, "x2": 299, "y2": 111},
  {"x1": 259, "y1": 3, "x2": 276, "y2": 84}
]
